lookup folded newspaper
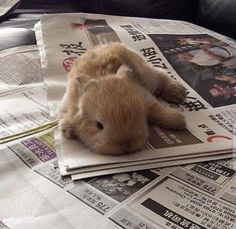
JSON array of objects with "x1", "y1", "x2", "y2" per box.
[{"x1": 35, "y1": 13, "x2": 236, "y2": 180}]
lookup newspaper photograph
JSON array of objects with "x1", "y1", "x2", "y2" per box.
[
  {"x1": 34, "y1": 13, "x2": 235, "y2": 178},
  {"x1": 149, "y1": 34, "x2": 236, "y2": 108}
]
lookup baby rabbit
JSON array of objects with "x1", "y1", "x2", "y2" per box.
[{"x1": 59, "y1": 42, "x2": 187, "y2": 155}]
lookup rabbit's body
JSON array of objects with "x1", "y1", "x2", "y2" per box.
[{"x1": 59, "y1": 42, "x2": 187, "y2": 155}]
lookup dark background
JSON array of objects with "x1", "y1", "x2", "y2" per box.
[{"x1": 1, "y1": 0, "x2": 236, "y2": 39}]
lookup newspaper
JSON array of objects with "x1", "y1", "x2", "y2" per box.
[
  {"x1": 0, "y1": 45, "x2": 54, "y2": 143},
  {"x1": 35, "y1": 13, "x2": 236, "y2": 178},
  {"x1": 1, "y1": 130, "x2": 236, "y2": 228},
  {"x1": 0, "y1": 16, "x2": 235, "y2": 227},
  {"x1": 0, "y1": 0, "x2": 20, "y2": 17}
]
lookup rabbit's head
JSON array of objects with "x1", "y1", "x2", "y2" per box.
[{"x1": 72, "y1": 65, "x2": 149, "y2": 155}]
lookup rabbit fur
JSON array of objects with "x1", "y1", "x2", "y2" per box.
[{"x1": 59, "y1": 42, "x2": 187, "y2": 155}]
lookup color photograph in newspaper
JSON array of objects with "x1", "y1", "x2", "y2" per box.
[{"x1": 148, "y1": 34, "x2": 236, "y2": 108}]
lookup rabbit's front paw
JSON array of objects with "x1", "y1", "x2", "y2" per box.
[
  {"x1": 169, "y1": 112, "x2": 186, "y2": 130},
  {"x1": 162, "y1": 82, "x2": 187, "y2": 104},
  {"x1": 60, "y1": 118, "x2": 76, "y2": 139}
]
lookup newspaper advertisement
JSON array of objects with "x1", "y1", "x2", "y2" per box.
[
  {"x1": 0, "y1": 45, "x2": 50, "y2": 142},
  {"x1": 35, "y1": 13, "x2": 235, "y2": 177},
  {"x1": 1, "y1": 130, "x2": 236, "y2": 228}
]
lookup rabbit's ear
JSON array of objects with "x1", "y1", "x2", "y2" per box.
[
  {"x1": 116, "y1": 65, "x2": 133, "y2": 79},
  {"x1": 75, "y1": 73, "x2": 97, "y2": 95},
  {"x1": 75, "y1": 73, "x2": 92, "y2": 87}
]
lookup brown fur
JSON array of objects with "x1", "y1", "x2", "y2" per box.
[{"x1": 59, "y1": 42, "x2": 187, "y2": 155}]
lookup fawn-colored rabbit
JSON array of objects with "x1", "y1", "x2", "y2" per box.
[{"x1": 59, "y1": 42, "x2": 187, "y2": 155}]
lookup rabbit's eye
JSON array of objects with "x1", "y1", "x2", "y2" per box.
[{"x1": 96, "y1": 121, "x2": 104, "y2": 130}]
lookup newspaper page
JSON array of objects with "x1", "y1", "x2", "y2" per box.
[
  {"x1": 0, "y1": 131, "x2": 112, "y2": 229},
  {"x1": 0, "y1": 45, "x2": 52, "y2": 142},
  {"x1": 1, "y1": 130, "x2": 236, "y2": 228},
  {"x1": 0, "y1": 45, "x2": 42, "y2": 90},
  {"x1": 35, "y1": 13, "x2": 236, "y2": 177},
  {"x1": 0, "y1": 0, "x2": 20, "y2": 17}
]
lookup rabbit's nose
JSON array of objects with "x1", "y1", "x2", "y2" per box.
[{"x1": 121, "y1": 140, "x2": 141, "y2": 154}]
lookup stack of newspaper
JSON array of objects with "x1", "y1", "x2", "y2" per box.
[
  {"x1": 1, "y1": 12, "x2": 236, "y2": 229},
  {"x1": 35, "y1": 13, "x2": 235, "y2": 180}
]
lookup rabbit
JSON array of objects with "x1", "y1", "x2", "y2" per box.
[{"x1": 59, "y1": 42, "x2": 187, "y2": 155}]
